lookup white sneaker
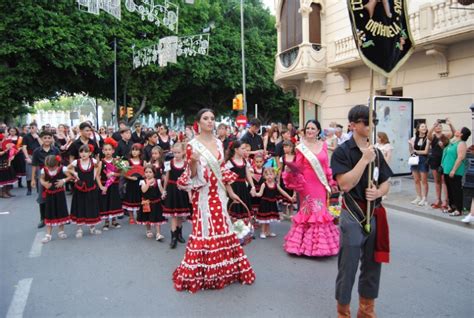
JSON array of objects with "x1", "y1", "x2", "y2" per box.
[
  {"x1": 259, "y1": 233, "x2": 267, "y2": 239},
  {"x1": 461, "y1": 214, "x2": 474, "y2": 223},
  {"x1": 411, "y1": 197, "x2": 421, "y2": 205},
  {"x1": 418, "y1": 198, "x2": 427, "y2": 206}
]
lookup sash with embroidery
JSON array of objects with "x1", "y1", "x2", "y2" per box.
[{"x1": 296, "y1": 143, "x2": 331, "y2": 193}]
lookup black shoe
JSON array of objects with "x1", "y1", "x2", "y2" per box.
[
  {"x1": 26, "y1": 189, "x2": 32, "y2": 196},
  {"x1": 117, "y1": 215, "x2": 124, "y2": 219},
  {"x1": 176, "y1": 226, "x2": 186, "y2": 243},
  {"x1": 37, "y1": 220, "x2": 45, "y2": 229},
  {"x1": 170, "y1": 230, "x2": 178, "y2": 249}
]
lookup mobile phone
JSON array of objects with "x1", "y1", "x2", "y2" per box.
[{"x1": 438, "y1": 119, "x2": 446, "y2": 124}]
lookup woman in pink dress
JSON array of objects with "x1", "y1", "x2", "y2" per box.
[
  {"x1": 283, "y1": 120, "x2": 340, "y2": 257},
  {"x1": 174, "y1": 108, "x2": 256, "y2": 293}
]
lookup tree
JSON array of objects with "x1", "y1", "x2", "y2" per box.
[{"x1": 0, "y1": 0, "x2": 297, "y2": 124}]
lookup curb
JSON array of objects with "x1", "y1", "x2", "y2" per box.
[{"x1": 384, "y1": 203, "x2": 474, "y2": 229}]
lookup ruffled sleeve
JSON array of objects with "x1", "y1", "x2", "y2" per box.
[
  {"x1": 282, "y1": 150, "x2": 306, "y2": 191},
  {"x1": 221, "y1": 168, "x2": 238, "y2": 185},
  {"x1": 177, "y1": 144, "x2": 208, "y2": 191},
  {"x1": 322, "y1": 143, "x2": 337, "y2": 188}
]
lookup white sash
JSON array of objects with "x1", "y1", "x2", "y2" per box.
[{"x1": 296, "y1": 143, "x2": 331, "y2": 193}]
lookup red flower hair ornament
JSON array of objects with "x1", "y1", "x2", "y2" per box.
[
  {"x1": 55, "y1": 155, "x2": 61, "y2": 163},
  {"x1": 193, "y1": 121, "x2": 199, "y2": 134},
  {"x1": 104, "y1": 137, "x2": 118, "y2": 149},
  {"x1": 88, "y1": 144, "x2": 95, "y2": 153}
]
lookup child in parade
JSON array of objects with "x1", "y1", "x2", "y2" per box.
[
  {"x1": 279, "y1": 140, "x2": 296, "y2": 219},
  {"x1": 68, "y1": 144, "x2": 102, "y2": 238},
  {"x1": 39, "y1": 155, "x2": 72, "y2": 243},
  {"x1": 31, "y1": 131, "x2": 60, "y2": 228},
  {"x1": 250, "y1": 153, "x2": 265, "y2": 213},
  {"x1": 163, "y1": 142, "x2": 192, "y2": 249},
  {"x1": 0, "y1": 132, "x2": 18, "y2": 198},
  {"x1": 225, "y1": 140, "x2": 255, "y2": 220},
  {"x1": 122, "y1": 143, "x2": 144, "y2": 224},
  {"x1": 137, "y1": 165, "x2": 167, "y2": 241},
  {"x1": 7, "y1": 127, "x2": 26, "y2": 188},
  {"x1": 254, "y1": 167, "x2": 294, "y2": 238},
  {"x1": 97, "y1": 138, "x2": 123, "y2": 230}
]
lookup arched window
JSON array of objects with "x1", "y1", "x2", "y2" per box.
[
  {"x1": 280, "y1": 0, "x2": 302, "y2": 52},
  {"x1": 309, "y1": 3, "x2": 322, "y2": 46}
]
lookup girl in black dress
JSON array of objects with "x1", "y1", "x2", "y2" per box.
[
  {"x1": 137, "y1": 165, "x2": 167, "y2": 241},
  {"x1": 7, "y1": 127, "x2": 26, "y2": 188},
  {"x1": 97, "y1": 138, "x2": 123, "y2": 230},
  {"x1": 122, "y1": 143, "x2": 144, "y2": 224},
  {"x1": 225, "y1": 141, "x2": 255, "y2": 220},
  {"x1": 279, "y1": 140, "x2": 296, "y2": 218},
  {"x1": 40, "y1": 155, "x2": 72, "y2": 243},
  {"x1": 163, "y1": 142, "x2": 191, "y2": 249},
  {"x1": 158, "y1": 125, "x2": 171, "y2": 155},
  {"x1": 0, "y1": 133, "x2": 17, "y2": 198},
  {"x1": 254, "y1": 167, "x2": 293, "y2": 239},
  {"x1": 68, "y1": 144, "x2": 102, "y2": 238},
  {"x1": 250, "y1": 153, "x2": 265, "y2": 213}
]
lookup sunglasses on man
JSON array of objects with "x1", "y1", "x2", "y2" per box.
[{"x1": 355, "y1": 118, "x2": 379, "y2": 126}]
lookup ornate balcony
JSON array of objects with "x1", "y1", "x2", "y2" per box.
[
  {"x1": 274, "y1": 42, "x2": 327, "y2": 92},
  {"x1": 328, "y1": 0, "x2": 474, "y2": 70}
]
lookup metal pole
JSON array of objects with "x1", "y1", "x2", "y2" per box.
[
  {"x1": 240, "y1": 0, "x2": 247, "y2": 116},
  {"x1": 255, "y1": 104, "x2": 258, "y2": 119},
  {"x1": 114, "y1": 37, "x2": 118, "y2": 128}
]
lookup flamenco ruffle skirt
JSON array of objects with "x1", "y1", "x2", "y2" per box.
[
  {"x1": 284, "y1": 209, "x2": 340, "y2": 257},
  {"x1": 173, "y1": 232, "x2": 256, "y2": 293}
]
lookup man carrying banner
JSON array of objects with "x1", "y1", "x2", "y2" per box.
[{"x1": 331, "y1": 105, "x2": 393, "y2": 317}]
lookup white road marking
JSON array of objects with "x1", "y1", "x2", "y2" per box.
[
  {"x1": 0, "y1": 211, "x2": 10, "y2": 215},
  {"x1": 28, "y1": 232, "x2": 44, "y2": 258},
  {"x1": 6, "y1": 278, "x2": 33, "y2": 318}
]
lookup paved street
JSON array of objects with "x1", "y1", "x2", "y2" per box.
[{"x1": 1, "y1": 187, "x2": 473, "y2": 318}]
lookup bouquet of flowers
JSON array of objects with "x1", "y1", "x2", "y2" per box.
[
  {"x1": 232, "y1": 219, "x2": 254, "y2": 246},
  {"x1": 102, "y1": 158, "x2": 130, "y2": 194}
]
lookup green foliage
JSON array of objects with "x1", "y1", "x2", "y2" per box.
[{"x1": 0, "y1": 0, "x2": 297, "y2": 124}]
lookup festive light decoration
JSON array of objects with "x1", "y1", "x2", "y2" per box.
[
  {"x1": 132, "y1": 33, "x2": 210, "y2": 69},
  {"x1": 125, "y1": 0, "x2": 179, "y2": 33},
  {"x1": 77, "y1": 0, "x2": 122, "y2": 20}
]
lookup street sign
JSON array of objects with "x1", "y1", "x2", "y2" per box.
[{"x1": 236, "y1": 114, "x2": 247, "y2": 127}]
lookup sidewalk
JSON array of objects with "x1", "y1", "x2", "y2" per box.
[{"x1": 384, "y1": 177, "x2": 473, "y2": 228}]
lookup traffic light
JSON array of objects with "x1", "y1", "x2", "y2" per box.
[
  {"x1": 119, "y1": 106, "x2": 126, "y2": 118},
  {"x1": 127, "y1": 107, "x2": 134, "y2": 118},
  {"x1": 232, "y1": 94, "x2": 243, "y2": 111}
]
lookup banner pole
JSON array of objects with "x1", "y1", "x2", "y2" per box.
[{"x1": 366, "y1": 69, "x2": 375, "y2": 233}]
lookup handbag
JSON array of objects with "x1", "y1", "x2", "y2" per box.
[
  {"x1": 229, "y1": 201, "x2": 254, "y2": 246},
  {"x1": 408, "y1": 155, "x2": 419, "y2": 166},
  {"x1": 142, "y1": 199, "x2": 151, "y2": 213}
]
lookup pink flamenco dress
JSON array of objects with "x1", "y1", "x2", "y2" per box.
[
  {"x1": 173, "y1": 139, "x2": 256, "y2": 293},
  {"x1": 282, "y1": 143, "x2": 340, "y2": 257}
]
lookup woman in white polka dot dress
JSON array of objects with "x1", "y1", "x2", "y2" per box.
[{"x1": 174, "y1": 109, "x2": 256, "y2": 293}]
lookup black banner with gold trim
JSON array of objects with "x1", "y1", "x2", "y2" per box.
[{"x1": 346, "y1": 0, "x2": 415, "y2": 77}]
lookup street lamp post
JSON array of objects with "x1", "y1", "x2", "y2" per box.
[
  {"x1": 240, "y1": 0, "x2": 247, "y2": 116},
  {"x1": 114, "y1": 37, "x2": 118, "y2": 128}
]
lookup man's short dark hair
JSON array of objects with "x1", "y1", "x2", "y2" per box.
[
  {"x1": 461, "y1": 127, "x2": 471, "y2": 142},
  {"x1": 146, "y1": 131, "x2": 158, "y2": 140},
  {"x1": 154, "y1": 122, "x2": 162, "y2": 129},
  {"x1": 30, "y1": 122, "x2": 38, "y2": 128},
  {"x1": 249, "y1": 118, "x2": 261, "y2": 128},
  {"x1": 79, "y1": 122, "x2": 92, "y2": 130},
  {"x1": 40, "y1": 131, "x2": 53, "y2": 138},
  {"x1": 348, "y1": 104, "x2": 376, "y2": 123},
  {"x1": 119, "y1": 120, "x2": 127, "y2": 126}
]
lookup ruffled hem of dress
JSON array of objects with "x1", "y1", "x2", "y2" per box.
[
  {"x1": 172, "y1": 232, "x2": 256, "y2": 293},
  {"x1": 283, "y1": 217, "x2": 340, "y2": 257},
  {"x1": 45, "y1": 216, "x2": 70, "y2": 226},
  {"x1": 100, "y1": 209, "x2": 124, "y2": 219},
  {"x1": 70, "y1": 216, "x2": 102, "y2": 226}
]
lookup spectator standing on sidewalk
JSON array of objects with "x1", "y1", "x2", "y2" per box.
[
  {"x1": 427, "y1": 120, "x2": 454, "y2": 210},
  {"x1": 409, "y1": 123, "x2": 430, "y2": 206},
  {"x1": 441, "y1": 127, "x2": 471, "y2": 216},
  {"x1": 375, "y1": 132, "x2": 393, "y2": 165},
  {"x1": 240, "y1": 118, "x2": 264, "y2": 158}
]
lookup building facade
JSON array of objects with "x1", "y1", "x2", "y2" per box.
[{"x1": 273, "y1": 0, "x2": 474, "y2": 139}]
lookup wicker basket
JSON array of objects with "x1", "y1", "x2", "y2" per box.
[{"x1": 229, "y1": 201, "x2": 254, "y2": 246}]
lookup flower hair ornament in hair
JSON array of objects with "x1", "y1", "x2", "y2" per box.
[
  {"x1": 132, "y1": 143, "x2": 143, "y2": 150},
  {"x1": 55, "y1": 155, "x2": 61, "y2": 163},
  {"x1": 88, "y1": 144, "x2": 95, "y2": 153},
  {"x1": 104, "y1": 137, "x2": 118, "y2": 149},
  {"x1": 228, "y1": 141, "x2": 234, "y2": 149},
  {"x1": 193, "y1": 121, "x2": 199, "y2": 134}
]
